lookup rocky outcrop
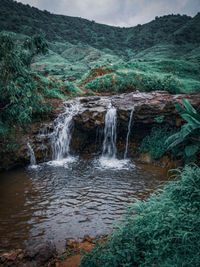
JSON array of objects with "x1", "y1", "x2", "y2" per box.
[
  {"x1": 72, "y1": 91, "x2": 200, "y2": 155},
  {"x1": 74, "y1": 91, "x2": 200, "y2": 127},
  {"x1": 0, "y1": 91, "x2": 200, "y2": 171}
]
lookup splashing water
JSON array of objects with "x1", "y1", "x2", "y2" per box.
[
  {"x1": 50, "y1": 101, "x2": 79, "y2": 166},
  {"x1": 100, "y1": 104, "x2": 130, "y2": 169},
  {"x1": 27, "y1": 142, "x2": 37, "y2": 167},
  {"x1": 102, "y1": 104, "x2": 117, "y2": 158},
  {"x1": 124, "y1": 109, "x2": 134, "y2": 159}
]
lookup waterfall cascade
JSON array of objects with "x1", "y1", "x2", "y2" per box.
[
  {"x1": 124, "y1": 109, "x2": 134, "y2": 159},
  {"x1": 51, "y1": 101, "x2": 79, "y2": 163},
  {"x1": 27, "y1": 142, "x2": 37, "y2": 166},
  {"x1": 100, "y1": 104, "x2": 133, "y2": 169},
  {"x1": 102, "y1": 104, "x2": 117, "y2": 158}
]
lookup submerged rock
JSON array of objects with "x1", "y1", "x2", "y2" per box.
[
  {"x1": 25, "y1": 241, "x2": 57, "y2": 264},
  {"x1": 0, "y1": 242, "x2": 57, "y2": 266}
]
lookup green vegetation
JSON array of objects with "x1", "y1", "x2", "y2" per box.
[
  {"x1": 1, "y1": 0, "x2": 196, "y2": 53},
  {"x1": 139, "y1": 125, "x2": 177, "y2": 159},
  {"x1": 0, "y1": 0, "x2": 199, "y2": 92},
  {"x1": 139, "y1": 100, "x2": 200, "y2": 162},
  {"x1": 0, "y1": 32, "x2": 84, "y2": 137},
  {"x1": 0, "y1": 32, "x2": 49, "y2": 135},
  {"x1": 81, "y1": 164, "x2": 200, "y2": 266},
  {"x1": 166, "y1": 99, "x2": 200, "y2": 162},
  {"x1": 80, "y1": 59, "x2": 200, "y2": 94}
]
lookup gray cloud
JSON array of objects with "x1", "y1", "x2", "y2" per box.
[{"x1": 16, "y1": 0, "x2": 199, "y2": 27}]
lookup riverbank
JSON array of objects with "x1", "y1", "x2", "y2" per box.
[{"x1": 0, "y1": 235, "x2": 96, "y2": 267}]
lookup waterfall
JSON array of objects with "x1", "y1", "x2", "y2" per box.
[
  {"x1": 100, "y1": 104, "x2": 130, "y2": 169},
  {"x1": 124, "y1": 109, "x2": 134, "y2": 159},
  {"x1": 51, "y1": 101, "x2": 79, "y2": 162},
  {"x1": 27, "y1": 142, "x2": 37, "y2": 166},
  {"x1": 102, "y1": 104, "x2": 117, "y2": 158}
]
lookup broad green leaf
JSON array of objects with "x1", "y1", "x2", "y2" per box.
[
  {"x1": 181, "y1": 114, "x2": 200, "y2": 126},
  {"x1": 183, "y1": 99, "x2": 197, "y2": 116}
]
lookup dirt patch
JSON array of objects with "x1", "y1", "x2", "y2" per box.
[{"x1": 54, "y1": 236, "x2": 95, "y2": 267}]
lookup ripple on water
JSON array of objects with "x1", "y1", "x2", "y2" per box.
[{"x1": 0, "y1": 158, "x2": 167, "y2": 253}]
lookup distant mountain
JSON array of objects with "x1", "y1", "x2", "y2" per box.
[
  {"x1": 173, "y1": 13, "x2": 200, "y2": 44},
  {"x1": 0, "y1": 0, "x2": 199, "y2": 83},
  {"x1": 0, "y1": 0, "x2": 199, "y2": 54}
]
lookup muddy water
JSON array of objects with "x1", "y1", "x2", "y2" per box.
[{"x1": 0, "y1": 158, "x2": 168, "y2": 252}]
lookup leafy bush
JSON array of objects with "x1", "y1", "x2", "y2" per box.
[
  {"x1": 63, "y1": 81, "x2": 84, "y2": 96},
  {"x1": 82, "y1": 65, "x2": 182, "y2": 94},
  {"x1": 166, "y1": 99, "x2": 200, "y2": 162},
  {"x1": 139, "y1": 125, "x2": 177, "y2": 159},
  {"x1": 81, "y1": 165, "x2": 200, "y2": 267},
  {"x1": 0, "y1": 32, "x2": 49, "y2": 135},
  {"x1": 0, "y1": 32, "x2": 89, "y2": 136},
  {"x1": 138, "y1": 73, "x2": 180, "y2": 93}
]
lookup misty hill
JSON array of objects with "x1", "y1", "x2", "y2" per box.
[
  {"x1": 0, "y1": 0, "x2": 200, "y2": 93},
  {"x1": 1, "y1": 0, "x2": 200, "y2": 53}
]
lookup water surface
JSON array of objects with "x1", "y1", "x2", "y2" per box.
[{"x1": 0, "y1": 158, "x2": 167, "y2": 252}]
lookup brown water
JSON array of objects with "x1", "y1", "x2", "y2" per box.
[{"x1": 0, "y1": 158, "x2": 168, "y2": 252}]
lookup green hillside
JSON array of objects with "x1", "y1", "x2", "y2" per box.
[
  {"x1": 0, "y1": 0, "x2": 193, "y2": 51},
  {"x1": 0, "y1": 0, "x2": 200, "y2": 89}
]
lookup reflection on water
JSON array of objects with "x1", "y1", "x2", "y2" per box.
[{"x1": 0, "y1": 158, "x2": 168, "y2": 252}]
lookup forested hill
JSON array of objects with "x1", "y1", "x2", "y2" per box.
[{"x1": 0, "y1": 0, "x2": 200, "y2": 54}]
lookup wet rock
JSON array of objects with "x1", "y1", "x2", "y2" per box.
[
  {"x1": 66, "y1": 239, "x2": 79, "y2": 250},
  {"x1": 82, "y1": 235, "x2": 93, "y2": 243},
  {"x1": 112, "y1": 91, "x2": 200, "y2": 125},
  {"x1": 73, "y1": 91, "x2": 200, "y2": 129},
  {"x1": 25, "y1": 241, "x2": 57, "y2": 264},
  {"x1": 0, "y1": 249, "x2": 23, "y2": 263},
  {"x1": 72, "y1": 91, "x2": 200, "y2": 155},
  {"x1": 1, "y1": 91, "x2": 200, "y2": 170},
  {"x1": 80, "y1": 96, "x2": 101, "y2": 103},
  {"x1": 18, "y1": 262, "x2": 34, "y2": 267},
  {"x1": 139, "y1": 153, "x2": 180, "y2": 169},
  {"x1": 139, "y1": 153, "x2": 152, "y2": 164}
]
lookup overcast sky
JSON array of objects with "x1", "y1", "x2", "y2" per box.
[{"x1": 16, "y1": 0, "x2": 199, "y2": 27}]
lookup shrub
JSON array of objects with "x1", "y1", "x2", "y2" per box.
[
  {"x1": 166, "y1": 99, "x2": 200, "y2": 163},
  {"x1": 0, "y1": 32, "x2": 48, "y2": 135},
  {"x1": 139, "y1": 125, "x2": 177, "y2": 159},
  {"x1": 63, "y1": 81, "x2": 84, "y2": 96},
  {"x1": 83, "y1": 66, "x2": 181, "y2": 94}
]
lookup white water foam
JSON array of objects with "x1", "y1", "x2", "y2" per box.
[
  {"x1": 47, "y1": 156, "x2": 77, "y2": 168},
  {"x1": 99, "y1": 157, "x2": 131, "y2": 170}
]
